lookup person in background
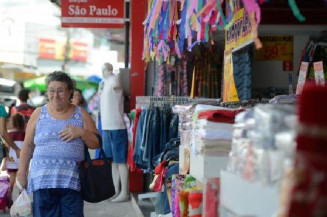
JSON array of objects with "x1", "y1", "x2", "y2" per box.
[
  {"x1": 72, "y1": 88, "x2": 88, "y2": 111},
  {"x1": 6, "y1": 113, "x2": 25, "y2": 206},
  {"x1": 17, "y1": 71, "x2": 101, "y2": 217},
  {"x1": 0, "y1": 104, "x2": 20, "y2": 167},
  {"x1": 11, "y1": 89, "x2": 35, "y2": 124}
]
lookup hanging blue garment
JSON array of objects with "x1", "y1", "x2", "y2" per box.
[{"x1": 232, "y1": 46, "x2": 253, "y2": 100}]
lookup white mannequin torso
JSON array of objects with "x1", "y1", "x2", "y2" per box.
[{"x1": 100, "y1": 73, "x2": 126, "y2": 130}]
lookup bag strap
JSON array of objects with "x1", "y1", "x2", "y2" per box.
[{"x1": 84, "y1": 133, "x2": 109, "y2": 165}]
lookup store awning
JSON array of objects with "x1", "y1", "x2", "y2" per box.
[{"x1": 23, "y1": 75, "x2": 98, "y2": 92}]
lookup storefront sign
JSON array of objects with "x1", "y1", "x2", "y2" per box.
[
  {"x1": 223, "y1": 51, "x2": 239, "y2": 102},
  {"x1": 38, "y1": 38, "x2": 88, "y2": 62},
  {"x1": 225, "y1": 8, "x2": 253, "y2": 51},
  {"x1": 61, "y1": 0, "x2": 125, "y2": 28},
  {"x1": 296, "y1": 62, "x2": 309, "y2": 95},
  {"x1": 255, "y1": 35, "x2": 293, "y2": 61},
  {"x1": 313, "y1": 61, "x2": 325, "y2": 85}
]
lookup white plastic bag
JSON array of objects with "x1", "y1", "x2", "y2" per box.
[{"x1": 10, "y1": 189, "x2": 32, "y2": 217}]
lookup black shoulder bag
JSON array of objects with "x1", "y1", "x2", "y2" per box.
[{"x1": 79, "y1": 134, "x2": 115, "y2": 203}]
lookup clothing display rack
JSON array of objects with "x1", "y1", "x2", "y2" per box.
[
  {"x1": 134, "y1": 96, "x2": 190, "y2": 202},
  {"x1": 136, "y1": 96, "x2": 191, "y2": 108}
]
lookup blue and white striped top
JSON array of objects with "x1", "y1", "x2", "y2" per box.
[{"x1": 28, "y1": 105, "x2": 84, "y2": 193}]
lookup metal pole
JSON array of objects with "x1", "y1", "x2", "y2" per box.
[
  {"x1": 62, "y1": 29, "x2": 71, "y2": 72},
  {"x1": 124, "y1": 0, "x2": 130, "y2": 68}
]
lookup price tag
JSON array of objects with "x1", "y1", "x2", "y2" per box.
[
  {"x1": 296, "y1": 62, "x2": 309, "y2": 95},
  {"x1": 313, "y1": 61, "x2": 325, "y2": 86}
]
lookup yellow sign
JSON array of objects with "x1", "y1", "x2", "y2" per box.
[
  {"x1": 225, "y1": 8, "x2": 253, "y2": 51},
  {"x1": 223, "y1": 52, "x2": 239, "y2": 102},
  {"x1": 255, "y1": 35, "x2": 293, "y2": 61}
]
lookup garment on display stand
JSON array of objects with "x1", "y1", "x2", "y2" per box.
[
  {"x1": 188, "y1": 44, "x2": 223, "y2": 99},
  {"x1": 130, "y1": 96, "x2": 192, "y2": 215},
  {"x1": 232, "y1": 45, "x2": 254, "y2": 101},
  {"x1": 152, "y1": 42, "x2": 223, "y2": 99},
  {"x1": 155, "y1": 56, "x2": 189, "y2": 97},
  {"x1": 132, "y1": 96, "x2": 190, "y2": 172}
]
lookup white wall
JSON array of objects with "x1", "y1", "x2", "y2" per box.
[{"x1": 252, "y1": 25, "x2": 326, "y2": 91}]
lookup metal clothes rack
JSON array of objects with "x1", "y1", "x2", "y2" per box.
[
  {"x1": 136, "y1": 96, "x2": 191, "y2": 108},
  {"x1": 135, "y1": 96, "x2": 191, "y2": 201}
]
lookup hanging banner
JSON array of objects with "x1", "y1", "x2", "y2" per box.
[
  {"x1": 296, "y1": 62, "x2": 309, "y2": 95},
  {"x1": 255, "y1": 35, "x2": 293, "y2": 61},
  {"x1": 223, "y1": 51, "x2": 239, "y2": 102},
  {"x1": 313, "y1": 61, "x2": 325, "y2": 86},
  {"x1": 61, "y1": 0, "x2": 125, "y2": 28},
  {"x1": 225, "y1": 8, "x2": 253, "y2": 51}
]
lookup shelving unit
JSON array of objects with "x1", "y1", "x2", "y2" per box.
[{"x1": 189, "y1": 149, "x2": 229, "y2": 182}]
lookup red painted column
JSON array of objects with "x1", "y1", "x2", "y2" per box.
[{"x1": 130, "y1": 0, "x2": 147, "y2": 110}]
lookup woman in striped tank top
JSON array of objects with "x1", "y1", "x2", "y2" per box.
[{"x1": 17, "y1": 71, "x2": 101, "y2": 217}]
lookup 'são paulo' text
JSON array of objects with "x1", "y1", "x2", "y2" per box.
[{"x1": 68, "y1": 5, "x2": 119, "y2": 16}]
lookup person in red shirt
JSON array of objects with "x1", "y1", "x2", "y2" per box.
[{"x1": 11, "y1": 89, "x2": 35, "y2": 124}]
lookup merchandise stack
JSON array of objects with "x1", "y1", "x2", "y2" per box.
[
  {"x1": 221, "y1": 103, "x2": 297, "y2": 217},
  {"x1": 167, "y1": 103, "x2": 244, "y2": 217}
]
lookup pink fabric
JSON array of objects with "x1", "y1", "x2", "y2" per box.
[
  {"x1": 155, "y1": 64, "x2": 165, "y2": 96},
  {"x1": 0, "y1": 176, "x2": 9, "y2": 210},
  {"x1": 204, "y1": 178, "x2": 220, "y2": 217}
]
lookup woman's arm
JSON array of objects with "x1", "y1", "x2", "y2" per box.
[
  {"x1": 60, "y1": 108, "x2": 100, "y2": 149},
  {"x1": 16, "y1": 108, "x2": 40, "y2": 189},
  {"x1": 0, "y1": 117, "x2": 20, "y2": 156},
  {"x1": 80, "y1": 108, "x2": 101, "y2": 149}
]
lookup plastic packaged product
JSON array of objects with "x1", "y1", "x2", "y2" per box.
[{"x1": 203, "y1": 177, "x2": 220, "y2": 217}]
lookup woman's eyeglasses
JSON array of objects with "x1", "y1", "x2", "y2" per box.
[{"x1": 48, "y1": 88, "x2": 66, "y2": 96}]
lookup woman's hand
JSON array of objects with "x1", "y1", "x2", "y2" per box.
[
  {"x1": 59, "y1": 125, "x2": 83, "y2": 142},
  {"x1": 16, "y1": 172, "x2": 28, "y2": 192}
]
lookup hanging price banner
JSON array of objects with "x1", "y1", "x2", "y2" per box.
[
  {"x1": 313, "y1": 61, "x2": 325, "y2": 85},
  {"x1": 225, "y1": 8, "x2": 253, "y2": 51},
  {"x1": 255, "y1": 35, "x2": 293, "y2": 61},
  {"x1": 223, "y1": 51, "x2": 239, "y2": 102},
  {"x1": 296, "y1": 62, "x2": 309, "y2": 95}
]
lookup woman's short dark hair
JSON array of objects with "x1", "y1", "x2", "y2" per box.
[{"x1": 46, "y1": 71, "x2": 75, "y2": 98}]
